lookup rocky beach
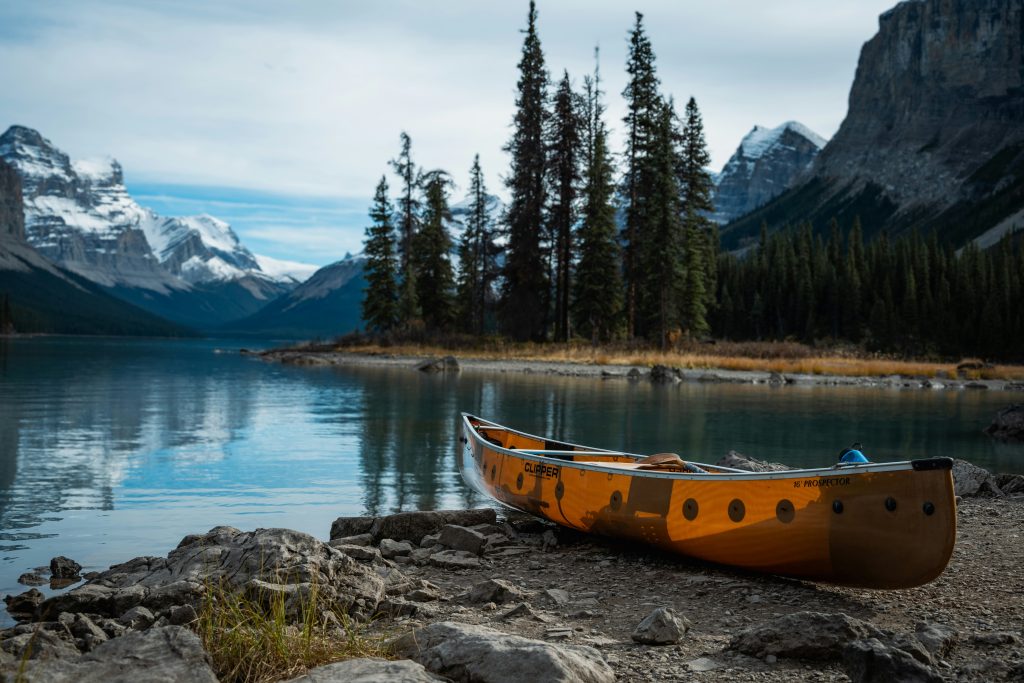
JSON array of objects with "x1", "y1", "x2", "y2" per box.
[{"x1": 2, "y1": 452, "x2": 1022, "y2": 683}]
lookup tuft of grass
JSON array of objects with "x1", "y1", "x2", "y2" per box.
[{"x1": 194, "y1": 582, "x2": 390, "y2": 683}]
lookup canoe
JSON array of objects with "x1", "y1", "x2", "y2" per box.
[{"x1": 457, "y1": 414, "x2": 956, "y2": 589}]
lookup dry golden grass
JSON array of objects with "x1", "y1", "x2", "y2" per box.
[
  {"x1": 309, "y1": 340, "x2": 1024, "y2": 381},
  {"x1": 194, "y1": 582, "x2": 390, "y2": 683}
]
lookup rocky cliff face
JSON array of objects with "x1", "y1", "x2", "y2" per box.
[
  {"x1": 0, "y1": 159, "x2": 23, "y2": 241},
  {"x1": 816, "y1": 0, "x2": 1024, "y2": 207},
  {"x1": 721, "y1": 0, "x2": 1024, "y2": 249},
  {"x1": 711, "y1": 122, "x2": 826, "y2": 225}
]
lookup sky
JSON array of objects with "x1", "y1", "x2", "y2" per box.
[{"x1": 0, "y1": 0, "x2": 897, "y2": 266}]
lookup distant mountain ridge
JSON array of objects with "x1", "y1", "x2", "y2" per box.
[
  {"x1": 711, "y1": 121, "x2": 826, "y2": 225},
  {"x1": 720, "y1": 0, "x2": 1024, "y2": 250},
  {"x1": 0, "y1": 125, "x2": 317, "y2": 328}
]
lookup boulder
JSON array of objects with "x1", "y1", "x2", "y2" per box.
[
  {"x1": 984, "y1": 404, "x2": 1024, "y2": 442},
  {"x1": 995, "y1": 473, "x2": 1024, "y2": 495},
  {"x1": 18, "y1": 571, "x2": 48, "y2": 587},
  {"x1": 439, "y1": 525, "x2": 487, "y2": 555},
  {"x1": 716, "y1": 450, "x2": 794, "y2": 472},
  {"x1": 38, "y1": 526, "x2": 385, "y2": 623},
  {"x1": 842, "y1": 638, "x2": 943, "y2": 683},
  {"x1": 392, "y1": 621, "x2": 615, "y2": 683},
  {"x1": 1, "y1": 628, "x2": 80, "y2": 661},
  {"x1": 415, "y1": 356, "x2": 460, "y2": 373},
  {"x1": 14, "y1": 626, "x2": 218, "y2": 682},
  {"x1": 281, "y1": 657, "x2": 446, "y2": 682},
  {"x1": 330, "y1": 509, "x2": 497, "y2": 545},
  {"x1": 730, "y1": 612, "x2": 885, "y2": 660},
  {"x1": 49, "y1": 556, "x2": 82, "y2": 580},
  {"x1": 332, "y1": 543, "x2": 383, "y2": 563},
  {"x1": 118, "y1": 605, "x2": 155, "y2": 630},
  {"x1": 649, "y1": 365, "x2": 681, "y2": 383},
  {"x1": 914, "y1": 622, "x2": 958, "y2": 658},
  {"x1": 69, "y1": 613, "x2": 108, "y2": 651},
  {"x1": 4, "y1": 588, "x2": 45, "y2": 620},
  {"x1": 951, "y1": 460, "x2": 1003, "y2": 497},
  {"x1": 379, "y1": 539, "x2": 415, "y2": 559},
  {"x1": 631, "y1": 607, "x2": 690, "y2": 645},
  {"x1": 461, "y1": 579, "x2": 525, "y2": 605}
]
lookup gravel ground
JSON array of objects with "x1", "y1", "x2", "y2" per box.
[{"x1": 374, "y1": 495, "x2": 1024, "y2": 681}]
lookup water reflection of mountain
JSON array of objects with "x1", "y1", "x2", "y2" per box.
[{"x1": 0, "y1": 339, "x2": 257, "y2": 539}]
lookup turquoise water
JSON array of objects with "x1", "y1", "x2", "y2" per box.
[{"x1": 1, "y1": 337, "x2": 1020, "y2": 613}]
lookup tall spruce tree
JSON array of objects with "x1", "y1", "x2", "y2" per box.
[
  {"x1": 546, "y1": 70, "x2": 581, "y2": 342},
  {"x1": 456, "y1": 155, "x2": 496, "y2": 336},
  {"x1": 636, "y1": 98, "x2": 684, "y2": 348},
  {"x1": 573, "y1": 50, "x2": 622, "y2": 344},
  {"x1": 361, "y1": 177, "x2": 400, "y2": 333},
  {"x1": 415, "y1": 170, "x2": 456, "y2": 331},
  {"x1": 621, "y1": 12, "x2": 660, "y2": 339},
  {"x1": 677, "y1": 96, "x2": 714, "y2": 337},
  {"x1": 390, "y1": 132, "x2": 422, "y2": 326},
  {"x1": 499, "y1": 1, "x2": 550, "y2": 342}
]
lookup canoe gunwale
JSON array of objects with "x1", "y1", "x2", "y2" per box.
[{"x1": 460, "y1": 412, "x2": 949, "y2": 483}]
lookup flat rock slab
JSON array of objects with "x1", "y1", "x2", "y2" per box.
[
  {"x1": 393, "y1": 620, "x2": 615, "y2": 683},
  {"x1": 730, "y1": 611, "x2": 884, "y2": 660},
  {"x1": 13, "y1": 626, "x2": 218, "y2": 683},
  {"x1": 331, "y1": 509, "x2": 497, "y2": 545},
  {"x1": 282, "y1": 657, "x2": 447, "y2": 682}
]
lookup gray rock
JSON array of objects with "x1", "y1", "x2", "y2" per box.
[
  {"x1": 49, "y1": 556, "x2": 82, "y2": 579},
  {"x1": 439, "y1": 525, "x2": 486, "y2": 555},
  {"x1": 39, "y1": 526, "x2": 385, "y2": 622},
  {"x1": 330, "y1": 533, "x2": 374, "y2": 547},
  {"x1": 14, "y1": 625, "x2": 218, "y2": 682},
  {"x1": 716, "y1": 450, "x2": 794, "y2": 472},
  {"x1": 69, "y1": 614, "x2": 108, "y2": 651},
  {"x1": 118, "y1": 605, "x2": 155, "y2": 630},
  {"x1": 333, "y1": 543, "x2": 383, "y2": 563},
  {"x1": 429, "y1": 550, "x2": 483, "y2": 570},
  {"x1": 952, "y1": 459, "x2": 1003, "y2": 497},
  {"x1": 462, "y1": 579, "x2": 525, "y2": 605},
  {"x1": 5, "y1": 587, "x2": 45, "y2": 620},
  {"x1": 984, "y1": 403, "x2": 1023, "y2": 441},
  {"x1": 543, "y1": 588, "x2": 570, "y2": 606},
  {"x1": 730, "y1": 612, "x2": 885, "y2": 660},
  {"x1": 995, "y1": 473, "x2": 1024, "y2": 495},
  {"x1": 379, "y1": 539, "x2": 416, "y2": 559},
  {"x1": 972, "y1": 631, "x2": 1020, "y2": 646},
  {"x1": 914, "y1": 622, "x2": 958, "y2": 658},
  {"x1": 626, "y1": 368, "x2": 642, "y2": 380},
  {"x1": 687, "y1": 656, "x2": 725, "y2": 672},
  {"x1": 282, "y1": 657, "x2": 447, "y2": 682},
  {"x1": 420, "y1": 533, "x2": 441, "y2": 548},
  {"x1": 842, "y1": 638, "x2": 943, "y2": 683},
  {"x1": 167, "y1": 604, "x2": 198, "y2": 626},
  {"x1": 18, "y1": 571, "x2": 48, "y2": 587},
  {"x1": 392, "y1": 621, "x2": 614, "y2": 683},
  {"x1": 414, "y1": 356, "x2": 460, "y2": 373},
  {"x1": 649, "y1": 365, "x2": 681, "y2": 383},
  {"x1": 331, "y1": 509, "x2": 497, "y2": 545},
  {"x1": 631, "y1": 607, "x2": 690, "y2": 645}
]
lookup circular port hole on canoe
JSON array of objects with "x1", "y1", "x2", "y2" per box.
[
  {"x1": 923, "y1": 501, "x2": 935, "y2": 516},
  {"x1": 516, "y1": 473, "x2": 524, "y2": 490},
  {"x1": 885, "y1": 497, "x2": 897, "y2": 512},
  {"x1": 776, "y1": 499, "x2": 795, "y2": 523},
  {"x1": 683, "y1": 498, "x2": 699, "y2": 521},
  {"x1": 610, "y1": 490, "x2": 622, "y2": 511},
  {"x1": 728, "y1": 499, "x2": 745, "y2": 522},
  {"x1": 555, "y1": 480, "x2": 565, "y2": 500},
  {"x1": 833, "y1": 500, "x2": 844, "y2": 514}
]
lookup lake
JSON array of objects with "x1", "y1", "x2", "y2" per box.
[{"x1": 1, "y1": 336, "x2": 1021, "y2": 617}]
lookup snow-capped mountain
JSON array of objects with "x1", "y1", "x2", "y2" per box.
[
  {"x1": 711, "y1": 121, "x2": 826, "y2": 225},
  {"x1": 0, "y1": 125, "x2": 319, "y2": 328}
]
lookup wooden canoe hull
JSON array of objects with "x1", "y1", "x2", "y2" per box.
[{"x1": 458, "y1": 414, "x2": 956, "y2": 589}]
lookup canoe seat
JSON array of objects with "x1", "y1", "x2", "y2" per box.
[{"x1": 636, "y1": 453, "x2": 708, "y2": 473}]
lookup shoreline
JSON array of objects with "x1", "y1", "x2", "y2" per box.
[{"x1": 257, "y1": 349, "x2": 1024, "y2": 393}]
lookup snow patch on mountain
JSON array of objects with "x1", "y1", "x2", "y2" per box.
[{"x1": 255, "y1": 254, "x2": 320, "y2": 284}]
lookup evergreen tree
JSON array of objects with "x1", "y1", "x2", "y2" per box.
[
  {"x1": 499, "y1": 0, "x2": 549, "y2": 342},
  {"x1": 677, "y1": 97, "x2": 715, "y2": 337},
  {"x1": 621, "y1": 12, "x2": 660, "y2": 338},
  {"x1": 361, "y1": 177, "x2": 400, "y2": 333},
  {"x1": 456, "y1": 155, "x2": 496, "y2": 336},
  {"x1": 390, "y1": 132, "x2": 422, "y2": 325},
  {"x1": 415, "y1": 171, "x2": 456, "y2": 331},
  {"x1": 573, "y1": 49, "x2": 622, "y2": 344},
  {"x1": 546, "y1": 70, "x2": 581, "y2": 342}
]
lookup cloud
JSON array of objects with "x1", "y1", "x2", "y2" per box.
[{"x1": 0, "y1": 0, "x2": 896, "y2": 261}]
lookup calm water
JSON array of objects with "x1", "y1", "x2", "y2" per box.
[{"x1": 1, "y1": 337, "x2": 1021, "y2": 614}]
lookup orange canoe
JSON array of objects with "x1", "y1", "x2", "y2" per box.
[{"x1": 458, "y1": 414, "x2": 956, "y2": 589}]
